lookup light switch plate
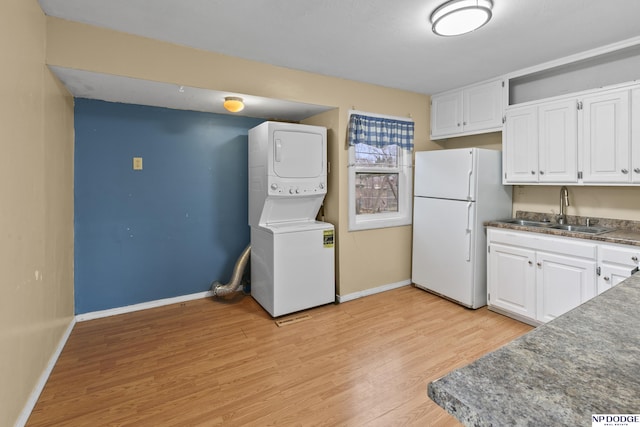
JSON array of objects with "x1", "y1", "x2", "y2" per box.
[{"x1": 133, "y1": 157, "x2": 143, "y2": 170}]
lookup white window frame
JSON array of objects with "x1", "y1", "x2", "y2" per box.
[{"x1": 348, "y1": 110, "x2": 413, "y2": 231}]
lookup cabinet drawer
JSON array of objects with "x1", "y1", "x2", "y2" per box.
[
  {"x1": 599, "y1": 244, "x2": 640, "y2": 266},
  {"x1": 488, "y1": 228, "x2": 597, "y2": 259}
]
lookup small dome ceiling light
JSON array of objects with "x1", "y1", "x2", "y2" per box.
[
  {"x1": 223, "y1": 96, "x2": 245, "y2": 113},
  {"x1": 431, "y1": 0, "x2": 493, "y2": 37}
]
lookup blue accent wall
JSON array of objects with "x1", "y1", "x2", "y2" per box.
[{"x1": 74, "y1": 99, "x2": 263, "y2": 314}]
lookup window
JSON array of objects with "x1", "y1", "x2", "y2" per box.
[{"x1": 348, "y1": 111, "x2": 414, "y2": 231}]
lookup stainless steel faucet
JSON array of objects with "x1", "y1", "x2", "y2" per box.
[{"x1": 558, "y1": 186, "x2": 570, "y2": 224}]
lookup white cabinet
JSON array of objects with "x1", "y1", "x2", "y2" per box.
[
  {"x1": 504, "y1": 99, "x2": 578, "y2": 183},
  {"x1": 464, "y1": 80, "x2": 504, "y2": 133},
  {"x1": 488, "y1": 228, "x2": 640, "y2": 324},
  {"x1": 535, "y1": 251, "x2": 596, "y2": 323},
  {"x1": 597, "y1": 244, "x2": 640, "y2": 294},
  {"x1": 538, "y1": 99, "x2": 578, "y2": 183},
  {"x1": 431, "y1": 91, "x2": 462, "y2": 137},
  {"x1": 431, "y1": 79, "x2": 503, "y2": 139},
  {"x1": 504, "y1": 106, "x2": 538, "y2": 183},
  {"x1": 487, "y1": 228, "x2": 597, "y2": 325},
  {"x1": 581, "y1": 89, "x2": 631, "y2": 183},
  {"x1": 503, "y1": 83, "x2": 640, "y2": 185},
  {"x1": 487, "y1": 242, "x2": 536, "y2": 320},
  {"x1": 631, "y1": 88, "x2": 640, "y2": 183}
]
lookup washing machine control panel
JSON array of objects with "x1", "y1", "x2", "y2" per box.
[{"x1": 268, "y1": 180, "x2": 326, "y2": 196}]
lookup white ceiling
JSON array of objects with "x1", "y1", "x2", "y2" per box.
[
  {"x1": 49, "y1": 67, "x2": 333, "y2": 121},
  {"x1": 39, "y1": 0, "x2": 640, "y2": 119}
]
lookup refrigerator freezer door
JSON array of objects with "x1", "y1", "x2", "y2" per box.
[
  {"x1": 414, "y1": 148, "x2": 476, "y2": 201},
  {"x1": 412, "y1": 197, "x2": 476, "y2": 307}
]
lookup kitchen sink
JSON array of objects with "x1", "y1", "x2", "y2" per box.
[
  {"x1": 495, "y1": 218, "x2": 554, "y2": 227},
  {"x1": 494, "y1": 219, "x2": 613, "y2": 235},
  {"x1": 549, "y1": 224, "x2": 612, "y2": 234}
]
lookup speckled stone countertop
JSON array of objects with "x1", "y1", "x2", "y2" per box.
[
  {"x1": 428, "y1": 272, "x2": 640, "y2": 426},
  {"x1": 485, "y1": 211, "x2": 640, "y2": 247}
]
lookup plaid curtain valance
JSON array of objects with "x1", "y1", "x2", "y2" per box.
[{"x1": 348, "y1": 114, "x2": 414, "y2": 150}]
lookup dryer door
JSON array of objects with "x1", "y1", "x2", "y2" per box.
[{"x1": 273, "y1": 130, "x2": 324, "y2": 178}]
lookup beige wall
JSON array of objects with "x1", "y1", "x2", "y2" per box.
[
  {"x1": 513, "y1": 185, "x2": 640, "y2": 221},
  {"x1": 45, "y1": 18, "x2": 430, "y2": 296},
  {"x1": 0, "y1": 1, "x2": 75, "y2": 425},
  {"x1": 433, "y1": 131, "x2": 502, "y2": 151}
]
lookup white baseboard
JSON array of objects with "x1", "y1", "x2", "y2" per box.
[
  {"x1": 15, "y1": 290, "x2": 216, "y2": 425},
  {"x1": 336, "y1": 279, "x2": 411, "y2": 303},
  {"x1": 15, "y1": 317, "x2": 76, "y2": 427},
  {"x1": 75, "y1": 290, "x2": 215, "y2": 322}
]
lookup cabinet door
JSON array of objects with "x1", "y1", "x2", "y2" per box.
[
  {"x1": 632, "y1": 88, "x2": 640, "y2": 183},
  {"x1": 598, "y1": 264, "x2": 636, "y2": 295},
  {"x1": 536, "y1": 252, "x2": 596, "y2": 323},
  {"x1": 431, "y1": 91, "x2": 463, "y2": 138},
  {"x1": 487, "y1": 243, "x2": 536, "y2": 320},
  {"x1": 463, "y1": 79, "x2": 503, "y2": 133},
  {"x1": 581, "y1": 90, "x2": 631, "y2": 183},
  {"x1": 538, "y1": 99, "x2": 578, "y2": 183},
  {"x1": 597, "y1": 244, "x2": 640, "y2": 294},
  {"x1": 504, "y1": 106, "x2": 538, "y2": 183}
]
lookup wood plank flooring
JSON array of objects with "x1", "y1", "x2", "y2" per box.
[{"x1": 27, "y1": 286, "x2": 532, "y2": 426}]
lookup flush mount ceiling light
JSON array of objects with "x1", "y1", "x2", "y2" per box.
[
  {"x1": 223, "y1": 96, "x2": 245, "y2": 113},
  {"x1": 431, "y1": 0, "x2": 493, "y2": 37}
]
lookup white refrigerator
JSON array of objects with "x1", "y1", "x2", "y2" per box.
[{"x1": 412, "y1": 148, "x2": 512, "y2": 308}]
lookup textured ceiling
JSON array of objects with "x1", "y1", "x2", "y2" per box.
[{"x1": 39, "y1": 0, "x2": 640, "y2": 118}]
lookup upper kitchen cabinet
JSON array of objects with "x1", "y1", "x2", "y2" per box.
[
  {"x1": 504, "y1": 99, "x2": 578, "y2": 184},
  {"x1": 431, "y1": 79, "x2": 503, "y2": 140},
  {"x1": 504, "y1": 83, "x2": 639, "y2": 185},
  {"x1": 504, "y1": 105, "x2": 538, "y2": 183},
  {"x1": 502, "y1": 40, "x2": 640, "y2": 185},
  {"x1": 581, "y1": 89, "x2": 630, "y2": 183}
]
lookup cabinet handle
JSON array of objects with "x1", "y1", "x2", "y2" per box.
[
  {"x1": 531, "y1": 170, "x2": 536, "y2": 175},
  {"x1": 621, "y1": 168, "x2": 629, "y2": 174},
  {"x1": 457, "y1": 123, "x2": 461, "y2": 127},
  {"x1": 632, "y1": 256, "x2": 638, "y2": 262},
  {"x1": 528, "y1": 261, "x2": 533, "y2": 266},
  {"x1": 604, "y1": 276, "x2": 610, "y2": 281},
  {"x1": 537, "y1": 262, "x2": 542, "y2": 267},
  {"x1": 463, "y1": 121, "x2": 467, "y2": 125},
  {"x1": 539, "y1": 171, "x2": 544, "y2": 175},
  {"x1": 634, "y1": 168, "x2": 640, "y2": 174}
]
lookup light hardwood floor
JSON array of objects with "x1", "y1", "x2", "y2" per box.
[{"x1": 27, "y1": 286, "x2": 532, "y2": 426}]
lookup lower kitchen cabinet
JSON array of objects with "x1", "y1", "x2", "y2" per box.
[
  {"x1": 535, "y1": 251, "x2": 596, "y2": 323},
  {"x1": 597, "y1": 244, "x2": 640, "y2": 294},
  {"x1": 487, "y1": 243, "x2": 536, "y2": 321},
  {"x1": 487, "y1": 228, "x2": 597, "y2": 325}
]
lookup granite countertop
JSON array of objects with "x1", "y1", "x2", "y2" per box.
[
  {"x1": 428, "y1": 272, "x2": 640, "y2": 426},
  {"x1": 485, "y1": 211, "x2": 640, "y2": 247}
]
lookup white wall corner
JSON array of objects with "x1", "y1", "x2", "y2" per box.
[{"x1": 15, "y1": 317, "x2": 76, "y2": 427}]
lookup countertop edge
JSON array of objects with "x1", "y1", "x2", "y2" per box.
[
  {"x1": 428, "y1": 273, "x2": 640, "y2": 426},
  {"x1": 484, "y1": 221, "x2": 640, "y2": 247}
]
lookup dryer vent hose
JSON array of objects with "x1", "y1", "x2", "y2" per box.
[{"x1": 211, "y1": 245, "x2": 251, "y2": 297}]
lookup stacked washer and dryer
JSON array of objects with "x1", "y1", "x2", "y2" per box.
[{"x1": 248, "y1": 121, "x2": 335, "y2": 317}]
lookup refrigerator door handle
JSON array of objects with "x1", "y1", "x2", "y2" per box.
[
  {"x1": 466, "y1": 165, "x2": 473, "y2": 201},
  {"x1": 466, "y1": 202, "x2": 473, "y2": 262}
]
